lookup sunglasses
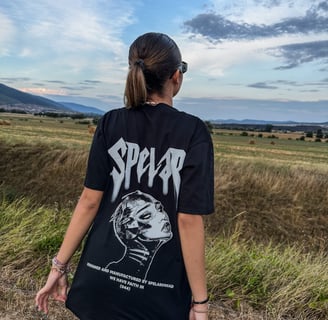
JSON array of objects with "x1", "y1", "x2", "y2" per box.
[
  {"x1": 178, "y1": 61, "x2": 188, "y2": 74},
  {"x1": 170, "y1": 61, "x2": 188, "y2": 78}
]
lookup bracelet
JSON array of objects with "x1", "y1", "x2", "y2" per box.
[
  {"x1": 193, "y1": 302, "x2": 210, "y2": 314},
  {"x1": 192, "y1": 296, "x2": 209, "y2": 304},
  {"x1": 51, "y1": 256, "x2": 69, "y2": 274},
  {"x1": 193, "y1": 308, "x2": 209, "y2": 314}
]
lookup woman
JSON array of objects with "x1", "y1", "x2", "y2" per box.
[{"x1": 35, "y1": 32, "x2": 214, "y2": 320}]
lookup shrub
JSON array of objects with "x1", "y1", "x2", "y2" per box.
[{"x1": 76, "y1": 120, "x2": 91, "y2": 125}]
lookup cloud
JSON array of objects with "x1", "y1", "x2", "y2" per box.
[
  {"x1": 318, "y1": 1, "x2": 328, "y2": 12},
  {"x1": 184, "y1": 1, "x2": 328, "y2": 41},
  {"x1": 270, "y1": 40, "x2": 328, "y2": 69},
  {"x1": 60, "y1": 86, "x2": 87, "y2": 91},
  {"x1": 0, "y1": 10, "x2": 16, "y2": 56},
  {"x1": 21, "y1": 87, "x2": 66, "y2": 95},
  {"x1": 81, "y1": 80, "x2": 102, "y2": 85},
  {"x1": 0, "y1": 1, "x2": 136, "y2": 65},
  {"x1": 0, "y1": 0, "x2": 138, "y2": 100},
  {"x1": 248, "y1": 82, "x2": 278, "y2": 89},
  {"x1": 175, "y1": 96, "x2": 328, "y2": 122},
  {"x1": 0, "y1": 77, "x2": 31, "y2": 83},
  {"x1": 246, "y1": 79, "x2": 328, "y2": 93},
  {"x1": 46, "y1": 80, "x2": 67, "y2": 84}
]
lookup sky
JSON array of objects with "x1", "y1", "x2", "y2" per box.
[{"x1": 0, "y1": 0, "x2": 327, "y2": 122}]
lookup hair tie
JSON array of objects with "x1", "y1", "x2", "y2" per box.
[{"x1": 134, "y1": 59, "x2": 145, "y2": 70}]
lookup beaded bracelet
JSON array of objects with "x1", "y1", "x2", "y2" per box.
[{"x1": 51, "y1": 256, "x2": 69, "y2": 274}]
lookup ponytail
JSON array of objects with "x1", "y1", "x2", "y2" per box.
[
  {"x1": 124, "y1": 33, "x2": 182, "y2": 109},
  {"x1": 124, "y1": 60, "x2": 147, "y2": 109}
]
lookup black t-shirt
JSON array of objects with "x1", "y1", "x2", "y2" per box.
[{"x1": 66, "y1": 103, "x2": 214, "y2": 320}]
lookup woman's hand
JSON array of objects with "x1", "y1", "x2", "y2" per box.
[{"x1": 35, "y1": 269, "x2": 68, "y2": 314}]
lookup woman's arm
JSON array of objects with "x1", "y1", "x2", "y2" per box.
[
  {"x1": 178, "y1": 213, "x2": 209, "y2": 320},
  {"x1": 56, "y1": 187, "x2": 103, "y2": 264},
  {"x1": 35, "y1": 187, "x2": 103, "y2": 314}
]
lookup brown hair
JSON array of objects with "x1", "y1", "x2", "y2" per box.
[{"x1": 124, "y1": 32, "x2": 182, "y2": 108}]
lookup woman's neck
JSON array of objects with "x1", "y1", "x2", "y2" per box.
[{"x1": 146, "y1": 93, "x2": 173, "y2": 107}]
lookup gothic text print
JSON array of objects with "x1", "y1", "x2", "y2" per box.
[{"x1": 108, "y1": 138, "x2": 186, "y2": 202}]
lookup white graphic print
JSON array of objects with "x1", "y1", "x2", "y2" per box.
[
  {"x1": 108, "y1": 138, "x2": 186, "y2": 202},
  {"x1": 106, "y1": 191, "x2": 172, "y2": 280}
]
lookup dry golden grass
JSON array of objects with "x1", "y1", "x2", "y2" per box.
[
  {"x1": 0, "y1": 140, "x2": 88, "y2": 208},
  {"x1": 206, "y1": 160, "x2": 328, "y2": 252}
]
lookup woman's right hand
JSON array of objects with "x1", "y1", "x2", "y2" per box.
[{"x1": 35, "y1": 269, "x2": 68, "y2": 314}]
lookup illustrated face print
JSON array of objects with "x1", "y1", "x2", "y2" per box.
[
  {"x1": 113, "y1": 191, "x2": 172, "y2": 244},
  {"x1": 121, "y1": 198, "x2": 172, "y2": 241},
  {"x1": 108, "y1": 191, "x2": 173, "y2": 279}
]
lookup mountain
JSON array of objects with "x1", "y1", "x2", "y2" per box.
[
  {"x1": 59, "y1": 102, "x2": 105, "y2": 115},
  {"x1": 0, "y1": 83, "x2": 69, "y2": 112},
  {"x1": 211, "y1": 119, "x2": 299, "y2": 125}
]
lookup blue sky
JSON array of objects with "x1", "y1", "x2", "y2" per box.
[{"x1": 0, "y1": 0, "x2": 327, "y2": 122}]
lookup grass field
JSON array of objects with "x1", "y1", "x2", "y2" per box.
[
  {"x1": 0, "y1": 113, "x2": 93, "y2": 148},
  {"x1": 0, "y1": 113, "x2": 327, "y2": 319}
]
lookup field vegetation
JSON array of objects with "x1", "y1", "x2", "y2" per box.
[{"x1": 0, "y1": 113, "x2": 327, "y2": 319}]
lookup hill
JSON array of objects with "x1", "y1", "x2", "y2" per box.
[
  {"x1": 0, "y1": 83, "x2": 69, "y2": 113},
  {"x1": 59, "y1": 102, "x2": 105, "y2": 115},
  {"x1": 212, "y1": 118, "x2": 328, "y2": 126},
  {"x1": 0, "y1": 83, "x2": 106, "y2": 116}
]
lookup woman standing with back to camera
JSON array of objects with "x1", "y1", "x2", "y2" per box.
[{"x1": 35, "y1": 32, "x2": 214, "y2": 320}]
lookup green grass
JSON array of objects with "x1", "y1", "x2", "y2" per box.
[
  {"x1": 0, "y1": 197, "x2": 81, "y2": 283},
  {"x1": 0, "y1": 196, "x2": 327, "y2": 319},
  {"x1": 206, "y1": 236, "x2": 328, "y2": 319}
]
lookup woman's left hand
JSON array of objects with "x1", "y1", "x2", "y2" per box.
[
  {"x1": 189, "y1": 306, "x2": 208, "y2": 320},
  {"x1": 35, "y1": 269, "x2": 68, "y2": 314}
]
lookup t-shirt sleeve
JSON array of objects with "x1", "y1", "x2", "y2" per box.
[
  {"x1": 178, "y1": 119, "x2": 214, "y2": 215},
  {"x1": 84, "y1": 116, "x2": 110, "y2": 191}
]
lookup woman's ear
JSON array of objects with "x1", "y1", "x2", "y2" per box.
[
  {"x1": 171, "y1": 69, "x2": 181, "y2": 84},
  {"x1": 171, "y1": 69, "x2": 183, "y2": 97}
]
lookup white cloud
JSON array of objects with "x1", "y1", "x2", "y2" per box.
[
  {"x1": 0, "y1": 0, "x2": 137, "y2": 93},
  {"x1": 1, "y1": 1, "x2": 135, "y2": 57},
  {"x1": 178, "y1": 32, "x2": 325, "y2": 80},
  {"x1": 21, "y1": 87, "x2": 67, "y2": 95},
  {"x1": 0, "y1": 11, "x2": 16, "y2": 56}
]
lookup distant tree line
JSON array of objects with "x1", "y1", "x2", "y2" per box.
[
  {"x1": 0, "y1": 108, "x2": 27, "y2": 114},
  {"x1": 34, "y1": 112, "x2": 87, "y2": 119}
]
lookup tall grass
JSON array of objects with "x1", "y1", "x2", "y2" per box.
[
  {"x1": 206, "y1": 236, "x2": 328, "y2": 319},
  {"x1": 0, "y1": 197, "x2": 327, "y2": 319},
  {"x1": 0, "y1": 140, "x2": 88, "y2": 208},
  {"x1": 206, "y1": 159, "x2": 328, "y2": 252},
  {"x1": 0, "y1": 197, "x2": 74, "y2": 282}
]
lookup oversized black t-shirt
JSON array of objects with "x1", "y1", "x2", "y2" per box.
[{"x1": 66, "y1": 103, "x2": 214, "y2": 320}]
